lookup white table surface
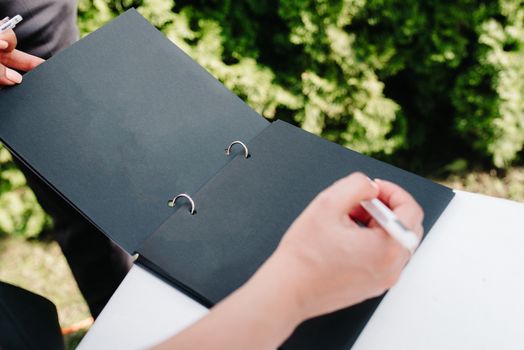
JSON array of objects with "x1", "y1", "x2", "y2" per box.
[{"x1": 79, "y1": 190, "x2": 524, "y2": 350}]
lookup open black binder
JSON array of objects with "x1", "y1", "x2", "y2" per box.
[{"x1": 0, "y1": 10, "x2": 454, "y2": 349}]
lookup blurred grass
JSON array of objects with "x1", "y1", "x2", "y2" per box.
[
  {"x1": 64, "y1": 329, "x2": 89, "y2": 349},
  {"x1": 0, "y1": 234, "x2": 91, "y2": 349},
  {"x1": 440, "y1": 167, "x2": 524, "y2": 202}
]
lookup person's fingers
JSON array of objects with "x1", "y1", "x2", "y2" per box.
[
  {"x1": 349, "y1": 204, "x2": 373, "y2": 225},
  {"x1": 375, "y1": 179, "x2": 424, "y2": 238},
  {"x1": 0, "y1": 49, "x2": 45, "y2": 71},
  {"x1": 316, "y1": 172, "x2": 379, "y2": 216},
  {"x1": 5, "y1": 67, "x2": 22, "y2": 83},
  {"x1": 0, "y1": 18, "x2": 11, "y2": 50},
  {"x1": 0, "y1": 64, "x2": 18, "y2": 85},
  {"x1": 358, "y1": 224, "x2": 414, "y2": 272},
  {"x1": 0, "y1": 29, "x2": 17, "y2": 52}
]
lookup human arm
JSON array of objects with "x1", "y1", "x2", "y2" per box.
[
  {"x1": 0, "y1": 19, "x2": 44, "y2": 86},
  {"x1": 153, "y1": 172, "x2": 424, "y2": 350}
]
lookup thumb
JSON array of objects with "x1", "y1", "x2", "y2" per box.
[{"x1": 0, "y1": 29, "x2": 17, "y2": 53}]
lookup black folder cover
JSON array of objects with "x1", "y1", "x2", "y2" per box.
[
  {"x1": 138, "y1": 120, "x2": 454, "y2": 349},
  {"x1": 0, "y1": 9, "x2": 268, "y2": 253},
  {"x1": 0, "y1": 9, "x2": 454, "y2": 349}
]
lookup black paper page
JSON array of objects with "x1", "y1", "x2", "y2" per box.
[
  {"x1": 0, "y1": 9, "x2": 268, "y2": 253},
  {"x1": 138, "y1": 120, "x2": 454, "y2": 349}
]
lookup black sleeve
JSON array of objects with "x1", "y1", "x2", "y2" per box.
[{"x1": 0, "y1": 0, "x2": 78, "y2": 58}]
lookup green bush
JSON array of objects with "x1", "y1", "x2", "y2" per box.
[
  {"x1": 77, "y1": 0, "x2": 524, "y2": 166},
  {"x1": 79, "y1": 0, "x2": 406, "y2": 154},
  {"x1": 2, "y1": 0, "x2": 524, "y2": 236},
  {"x1": 0, "y1": 147, "x2": 48, "y2": 237}
]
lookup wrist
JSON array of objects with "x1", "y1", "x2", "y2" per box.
[{"x1": 245, "y1": 250, "x2": 310, "y2": 328}]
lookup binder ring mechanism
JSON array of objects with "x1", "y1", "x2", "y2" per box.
[
  {"x1": 225, "y1": 140, "x2": 250, "y2": 159},
  {"x1": 168, "y1": 193, "x2": 196, "y2": 215}
]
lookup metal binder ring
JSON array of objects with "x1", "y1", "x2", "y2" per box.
[
  {"x1": 168, "y1": 193, "x2": 196, "y2": 214},
  {"x1": 225, "y1": 140, "x2": 250, "y2": 159}
]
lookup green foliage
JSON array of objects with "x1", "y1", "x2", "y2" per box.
[
  {"x1": 76, "y1": 0, "x2": 524, "y2": 165},
  {"x1": 77, "y1": 0, "x2": 404, "y2": 155},
  {"x1": 0, "y1": 146, "x2": 49, "y2": 237},
  {"x1": 462, "y1": 0, "x2": 524, "y2": 167},
  {"x1": 279, "y1": 0, "x2": 404, "y2": 153}
]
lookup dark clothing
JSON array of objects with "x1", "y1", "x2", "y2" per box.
[
  {"x1": 2, "y1": 0, "x2": 79, "y2": 59},
  {"x1": 0, "y1": 282, "x2": 65, "y2": 350},
  {"x1": 1, "y1": 0, "x2": 132, "y2": 319}
]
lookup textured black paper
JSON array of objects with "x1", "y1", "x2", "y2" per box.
[
  {"x1": 138, "y1": 120, "x2": 454, "y2": 349},
  {"x1": 0, "y1": 9, "x2": 455, "y2": 349},
  {"x1": 0, "y1": 9, "x2": 268, "y2": 253}
]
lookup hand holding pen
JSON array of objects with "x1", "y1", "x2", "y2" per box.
[
  {"x1": 155, "y1": 173, "x2": 424, "y2": 349},
  {"x1": 0, "y1": 15, "x2": 44, "y2": 86}
]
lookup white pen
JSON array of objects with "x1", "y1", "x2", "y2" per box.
[
  {"x1": 0, "y1": 15, "x2": 23, "y2": 34},
  {"x1": 361, "y1": 198, "x2": 419, "y2": 254}
]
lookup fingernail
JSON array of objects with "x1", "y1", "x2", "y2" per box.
[
  {"x1": 6, "y1": 69, "x2": 23, "y2": 84},
  {"x1": 0, "y1": 40, "x2": 8, "y2": 49},
  {"x1": 367, "y1": 176, "x2": 379, "y2": 190}
]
